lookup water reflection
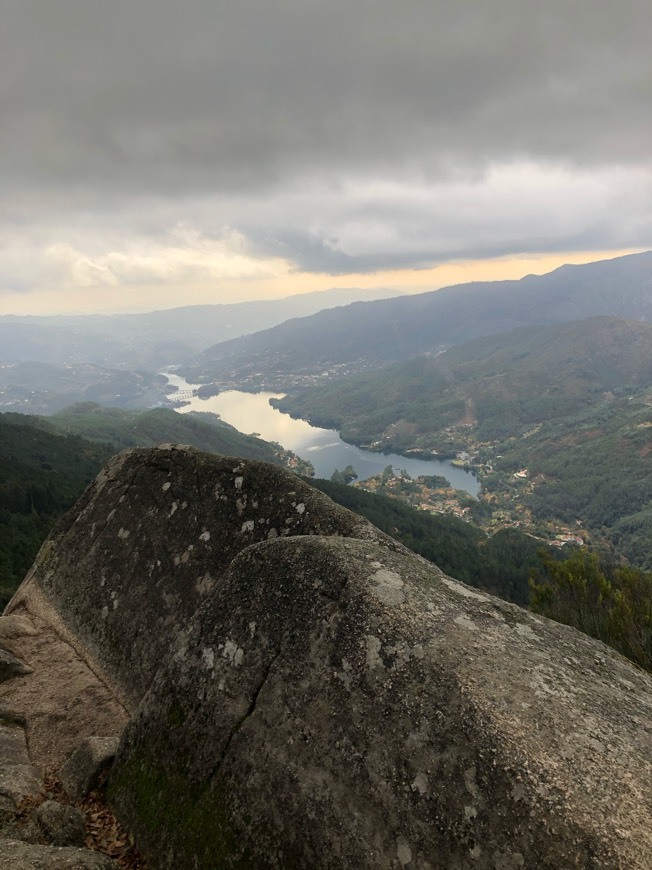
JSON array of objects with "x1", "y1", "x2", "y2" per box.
[{"x1": 163, "y1": 372, "x2": 479, "y2": 497}]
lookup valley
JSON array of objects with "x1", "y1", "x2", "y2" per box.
[
  {"x1": 273, "y1": 316, "x2": 652, "y2": 568},
  {"x1": 2, "y1": 252, "x2": 651, "y2": 620}
]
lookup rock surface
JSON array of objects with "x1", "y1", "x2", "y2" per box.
[
  {"x1": 34, "y1": 801, "x2": 86, "y2": 848},
  {"x1": 0, "y1": 719, "x2": 41, "y2": 807},
  {"x1": 110, "y1": 535, "x2": 652, "y2": 869},
  {"x1": 3, "y1": 446, "x2": 652, "y2": 868},
  {"x1": 0, "y1": 597, "x2": 129, "y2": 770},
  {"x1": 0, "y1": 839, "x2": 114, "y2": 869},
  {"x1": 60, "y1": 738, "x2": 119, "y2": 803},
  {"x1": 0, "y1": 649, "x2": 32, "y2": 684}
]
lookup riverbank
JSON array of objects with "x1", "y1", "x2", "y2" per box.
[{"x1": 160, "y1": 372, "x2": 480, "y2": 496}]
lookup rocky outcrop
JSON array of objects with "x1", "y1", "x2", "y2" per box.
[
  {"x1": 58, "y1": 738, "x2": 119, "y2": 806},
  {"x1": 2, "y1": 446, "x2": 652, "y2": 868},
  {"x1": 8, "y1": 446, "x2": 396, "y2": 710}
]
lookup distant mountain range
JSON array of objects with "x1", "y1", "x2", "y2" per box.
[
  {"x1": 0, "y1": 286, "x2": 403, "y2": 370},
  {"x1": 186, "y1": 250, "x2": 652, "y2": 388}
]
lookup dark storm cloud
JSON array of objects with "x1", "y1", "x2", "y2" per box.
[{"x1": 1, "y1": 0, "x2": 650, "y2": 285}]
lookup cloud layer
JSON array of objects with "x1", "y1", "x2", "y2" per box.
[{"x1": 1, "y1": 1, "x2": 650, "y2": 308}]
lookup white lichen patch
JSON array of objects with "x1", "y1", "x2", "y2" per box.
[
  {"x1": 222, "y1": 639, "x2": 244, "y2": 667},
  {"x1": 411, "y1": 772, "x2": 428, "y2": 795},
  {"x1": 234, "y1": 476, "x2": 244, "y2": 491},
  {"x1": 169, "y1": 501, "x2": 178, "y2": 517},
  {"x1": 396, "y1": 838, "x2": 412, "y2": 867},
  {"x1": 455, "y1": 615, "x2": 478, "y2": 632},
  {"x1": 514, "y1": 623, "x2": 539, "y2": 641},
  {"x1": 196, "y1": 573, "x2": 213, "y2": 596},
  {"x1": 199, "y1": 530, "x2": 210, "y2": 542},
  {"x1": 441, "y1": 577, "x2": 489, "y2": 602},
  {"x1": 370, "y1": 568, "x2": 405, "y2": 605},
  {"x1": 464, "y1": 766, "x2": 480, "y2": 799},
  {"x1": 201, "y1": 647, "x2": 215, "y2": 669},
  {"x1": 336, "y1": 657, "x2": 353, "y2": 690},
  {"x1": 241, "y1": 520, "x2": 255, "y2": 533},
  {"x1": 162, "y1": 481, "x2": 171, "y2": 492},
  {"x1": 267, "y1": 528, "x2": 278, "y2": 539},
  {"x1": 295, "y1": 503, "x2": 305, "y2": 514},
  {"x1": 101, "y1": 606, "x2": 109, "y2": 619},
  {"x1": 365, "y1": 635, "x2": 383, "y2": 670},
  {"x1": 249, "y1": 621, "x2": 257, "y2": 638},
  {"x1": 117, "y1": 527, "x2": 130, "y2": 540}
]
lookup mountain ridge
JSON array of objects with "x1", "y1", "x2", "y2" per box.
[{"x1": 187, "y1": 250, "x2": 652, "y2": 388}]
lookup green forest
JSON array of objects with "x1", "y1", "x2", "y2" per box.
[
  {"x1": 531, "y1": 549, "x2": 652, "y2": 672},
  {"x1": 0, "y1": 416, "x2": 113, "y2": 605},
  {"x1": 276, "y1": 318, "x2": 652, "y2": 571}
]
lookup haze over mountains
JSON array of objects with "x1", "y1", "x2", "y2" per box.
[
  {"x1": 0, "y1": 286, "x2": 401, "y2": 413},
  {"x1": 187, "y1": 251, "x2": 652, "y2": 388},
  {"x1": 0, "y1": 286, "x2": 401, "y2": 369}
]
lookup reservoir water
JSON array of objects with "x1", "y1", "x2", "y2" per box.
[{"x1": 163, "y1": 372, "x2": 480, "y2": 497}]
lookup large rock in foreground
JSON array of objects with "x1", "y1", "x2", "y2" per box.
[
  {"x1": 10, "y1": 446, "x2": 395, "y2": 709},
  {"x1": 109, "y1": 535, "x2": 652, "y2": 869},
  {"x1": 5, "y1": 447, "x2": 652, "y2": 868}
]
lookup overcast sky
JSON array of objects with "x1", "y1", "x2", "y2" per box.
[{"x1": 1, "y1": 1, "x2": 650, "y2": 314}]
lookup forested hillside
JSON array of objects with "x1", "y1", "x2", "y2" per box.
[
  {"x1": 37, "y1": 403, "x2": 294, "y2": 466},
  {"x1": 278, "y1": 317, "x2": 652, "y2": 570},
  {"x1": 275, "y1": 317, "x2": 652, "y2": 443},
  {"x1": 0, "y1": 416, "x2": 113, "y2": 603}
]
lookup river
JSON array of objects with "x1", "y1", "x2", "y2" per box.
[{"x1": 163, "y1": 372, "x2": 480, "y2": 497}]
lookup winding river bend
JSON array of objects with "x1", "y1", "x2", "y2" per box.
[{"x1": 163, "y1": 372, "x2": 480, "y2": 497}]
